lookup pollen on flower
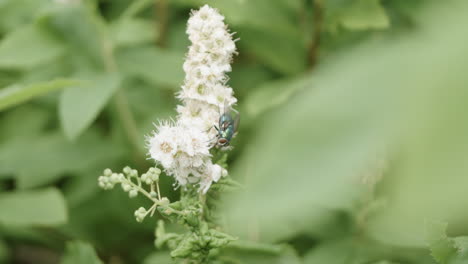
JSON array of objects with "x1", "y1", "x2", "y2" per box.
[
  {"x1": 160, "y1": 142, "x2": 173, "y2": 153},
  {"x1": 147, "y1": 4, "x2": 237, "y2": 194}
]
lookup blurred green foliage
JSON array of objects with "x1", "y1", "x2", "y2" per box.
[{"x1": 0, "y1": 0, "x2": 467, "y2": 263}]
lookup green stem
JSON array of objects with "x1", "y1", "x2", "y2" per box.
[
  {"x1": 98, "y1": 21, "x2": 146, "y2": 166},
  {"x1": 155, "y1": 0, "x2": 169, "y2": 47},
  {"x1": 308, "y1": 0, "x2": 324, "y2": 68},
  {"x1": 121, "y1": 0, "x2": 155, "y2": 19},
  {"x1": 114, "y1": 91, "x2": 144, "y2": 158}
]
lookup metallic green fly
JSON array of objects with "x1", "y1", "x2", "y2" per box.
[{"x1": 213, "y1": 104, "x2": 240, "y2": 148}]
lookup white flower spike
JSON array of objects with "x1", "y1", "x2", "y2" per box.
[{"x1": 147, "y1": 5, "x2": 237, "y2": 193}]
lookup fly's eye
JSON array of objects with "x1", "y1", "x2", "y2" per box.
[{"x1": 218, "y1": 138, "x2": 228, "y2": 146}]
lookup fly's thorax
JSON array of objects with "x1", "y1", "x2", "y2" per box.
[{"x1": 221, "y1": 125, "x2": 235, "y2": 140}]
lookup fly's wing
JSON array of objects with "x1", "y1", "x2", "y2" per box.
[{"x1": 233, "y1": 110, "x2": 240, "y2": 134}]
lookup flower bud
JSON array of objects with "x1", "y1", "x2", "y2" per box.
[
  {"x1": 129, "y1": 189, "x2": 138, "y2": 198},
  {"x1": 123, "y1": 166, "x2": 131, "y2": 175},
  {"x1": 110, "y1": 173, "x2": 119, "y2": 183},
  {"x1": 222, "y1": 168, "x2": 228, "y2": 177},
  {"x1": 160, "y1": 197, "x2": 170, "y2": 206},
  {"x1": 121, "y1": 183, "x2": 132, "y2": 192},
  {"x1": 103, "y1": 168, "x2": 112, "y2": 177}
]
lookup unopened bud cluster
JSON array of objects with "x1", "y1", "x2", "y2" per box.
[{"x1": 98, "y1": 166, "x2": 166, "y2": 222}]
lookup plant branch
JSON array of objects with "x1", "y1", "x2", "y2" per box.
[
  {"x1": 121, "y1": 0, "x2": 154, "y2": 19},
  {"x1": 100, "y1": 32, "x2": 146, "y2": 166},
  {"x1": 155, "y1": 0, "x2": 169, "y2": 47},
  {"x1": 308, "y1": 0, "x2": 324, "y2": 68}
]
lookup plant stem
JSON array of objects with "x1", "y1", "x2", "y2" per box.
[
  {"x1": 121, "y1": 0, "x2": 154, "y2": 19},
  {"x1": 100, "y1": 29, "x2": 146, "y2": 166},
  {"x1": 114, "y1": 91, "x2": 144, "y2": 159},
  {"x1": 155, "y1": 0, "x2": 169, "y2": 47},
  {"x1": 308, "y1": 0, "x2": 324, "y2": 68}
]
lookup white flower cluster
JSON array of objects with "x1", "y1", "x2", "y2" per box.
[{"x1": 148, "y1": 5, "x2": 236, "y2": 194}]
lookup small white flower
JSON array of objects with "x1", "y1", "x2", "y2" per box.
[
  {"x1": 148, "y1": 123, "x2": 179, "y2": 168},
  {"x1": 199, "y1": 162, "x2": 224, "y2": 194}
]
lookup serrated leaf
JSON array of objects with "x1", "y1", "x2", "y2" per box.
[
  {"x1": 425, "y1": 221, "x2": 468, "y2": 264},
  {"x1": 0, "y1": 24, "x2": 65, "y2": 69},
  {"x1": 0, "y1": 79, "x2": 80, "y2": 112},
  {"x1": 0, "y1": 188, "x2": 67, "y2": 226},
  {"x1": 59, "y1": 73, "x2": 121, "y2": 140},
  {"x1": 61, "y1": 241, "x2": 103, "y2": 264},
  {"x1": 117, "y1": 46, "x2": 184, "y2": 88}
]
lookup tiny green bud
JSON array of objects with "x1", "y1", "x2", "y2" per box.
[
  {"x1": 134, "y1": 207, "x2": 147, "y2": 223},
  {"x1": 150, "y1": 191, "x2": 157, "y2": 198},
  {"x1": 129, "y1": 189, "x2": 138, "y2": 198},
  {"x1": 103, "y1": 168, "x2": 112, "y2": 177},
  {"x1": 110, "y1": 173, "x2": 119, "y2": 183},
  {"x1": 149, "y1": 167, "x2": 161, "y2": 175},
  {"x1": 141, "y1": 173, "x2": 148, "y2": 181},
  {"x1": 130, "y1": 169, "x2": 138, "y2": 177},
  {"x1": 153, "y1": 173, "x2": 159, "y2": 182},
  {"x1": 160, "y1": 197, "x2": 170, "y2": 206},
  {"x1": 122, "y1": 183, "x2": 132, "y2": 192},
  {"x1": 123, "y1": 166, "x2": 131, "y2": 175}
]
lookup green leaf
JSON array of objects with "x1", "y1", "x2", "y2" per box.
[
  {"x1": 304, "y1": 238, "x2": 435, "y2": 264},
  {"x1": 0, "y1": 79, "x2": 80, "y2": 112},
  {"x1": 61, "y1": 241, "x2": 103, "y2": 264},
  {"x1": 0, "y1": 24, "x2": 65, "y2": 69},
  {"x1": 244, "y1": 75, "x2": 311, "y2": 119},
  {"x1": 222, "y1": 244, "x2": 301, "y2": 264},
  {"x1": 0, "y1": 129, "x2": 124, "y2": 188},
  {"x1": 117, "y1": 46, "x2": 184, "y2": 88},
  {"x1": 224, "y1": 0, "x2": 468, "y2": 245},
  {"x1": 239, "y1": 26, "x2": 307, "y2": 75},
  {"x1": 0, "y1": 0, "x2": 49, "y2": 33},
  {"x1": 0, "y1": 239, "x2": 10, "y2": 263},
  {"x1": 335, "y1": 0, "x2": 390, "y2": 30},
  {"x1": 425, "y1": 221, "x2": 468, "y2": 264},
  {"x1": 0, "y1": 188, "x2": 67, "y2": 226},
  {"x1": 366, "y1": 2, "x2": 468, "y2": 246},
  {"x1": 425, "y1": 221, "x2": 449, "y2": 243},
  {"x1": 143, "y1": 251, "x2": 175, "y2": 264},
  {"x1": 40, "y1": 3, "x2": 106, "y2": 71},
  {"x1": 304, "y1": 239, "x2": 352, "y2": 264},
  {"x1": 59, "y1": 73, "x2": 121, "y2": 140},
  {"x1": 111, "y1": 18, "x2": 156, "y2": 48}
]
